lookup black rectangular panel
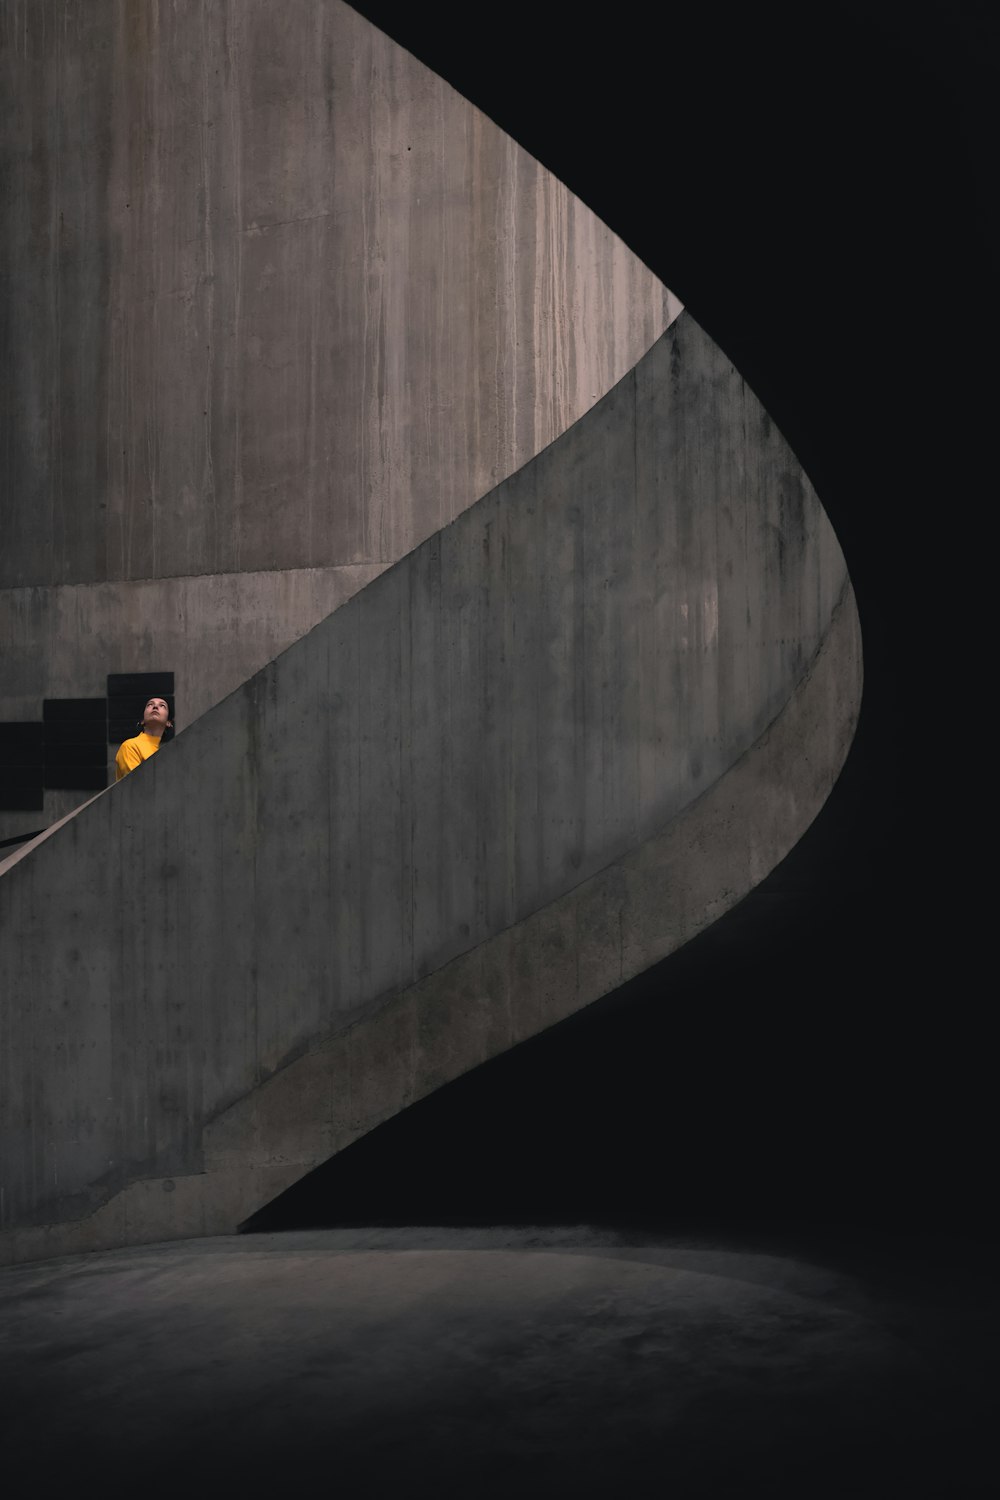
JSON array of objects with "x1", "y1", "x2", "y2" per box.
[
  {"x1": 0, "y1": 767, "x2": 44, "y2": 810},
  {"x1": 109, "y1": 718, "x2": 137, "y2": 744},
  {"x1": 43, "y1": 698, "x2": 108, "y2": 724},
  {"x1": 43, "y1": 742, "x2": 109, "y2": 768},
  {"x1": 43, "y1": 722, "x2": 109, "y2": 749},
  {"x1": 42, "y1": 704, "x2": 108, "y2": 790},
  {"x1": 0, "y1": 788, "x2": 44, "y2": 812},
  {"x1": 0, "y1": 723, "x2": 44, "y2": 765},
  {"x1": 41, "y1": 766, "x2": 107, "y2": 792},
  {"x1": 1, "y1": 767, "x2": 43, "y2": 787}
]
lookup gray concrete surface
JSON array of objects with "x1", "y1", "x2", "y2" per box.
[
  {"x1": 0, "y1": 0, "x2": 676, "y2": 839},
  {"x1": 0, "y1": 563, "x2": 387, "y2": 833},
  {"x1": 0, "y1": 1224, "x2": 991, "y2": 1496},
  {"x1": 0, "y1": 565, "x2": 390, "y2": 727},
  {"x1": 0, "y1": 313, "x2": 861, "y2": 1264}
]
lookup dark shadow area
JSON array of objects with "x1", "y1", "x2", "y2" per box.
[
  {"x1": 246, "y1": 1, "x2": 995, "y2": 1247},
  {"x1": 243, "y1": 911, "x2": 993, "y2": 1243},
  {"x1": 0, "y1": 828, "x2": 44, "y2": 849},
  {"x1": 244, "y1": 736, "x2": 992, "y2": 1241}
]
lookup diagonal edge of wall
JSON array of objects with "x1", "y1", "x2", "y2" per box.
[{"x1": 0, "y1": 570, "x2": 860, "y2": 1267}]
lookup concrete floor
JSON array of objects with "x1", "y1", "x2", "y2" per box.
[{"x1": 0, "y1": 1224, "x2": 993, "y2": 1496}]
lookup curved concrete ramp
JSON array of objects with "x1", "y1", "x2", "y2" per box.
[{"x1": 0, "y1": 315, "x2": 861, "y2": 1264}]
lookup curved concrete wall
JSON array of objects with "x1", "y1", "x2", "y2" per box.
[
  {"x1": 0, "y1": 0, "x2": 677, "y2": 837},
  {"x1": 0, "y1": 315, "x2": 861, "y2": 1263}
]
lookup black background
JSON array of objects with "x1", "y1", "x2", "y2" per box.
[{"x1": 252, "y1": 2, "x2": 995, "y2": 1241}]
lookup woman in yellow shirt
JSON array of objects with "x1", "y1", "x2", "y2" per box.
[{"x1": 114, "y1": 697, "x2": 173, "y2": 781}]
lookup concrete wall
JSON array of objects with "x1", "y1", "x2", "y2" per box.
[
  {"x1": 0, "y1": 315, "x2": 862, "y2": 1263},
  {"x1": 0, "y1": 0, "x2": 677, "y2": 837},
  {"x1": 0, "y1": 564, "x2": 386, "y2": 831}
]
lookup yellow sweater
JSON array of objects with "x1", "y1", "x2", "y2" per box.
[{"x1": 114, "y1": 731, "x2": 163, "y2": 782}]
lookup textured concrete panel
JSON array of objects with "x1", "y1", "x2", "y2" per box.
[
  {"x1": 0, "y1": 0, "x2": 675, "y2": 586},
  {"x1": 0, "y1": 0, "x2": 676, "y2": 841},
  {"x1": 0, "y1": 315, "x2": 861, "y2": 1263}
]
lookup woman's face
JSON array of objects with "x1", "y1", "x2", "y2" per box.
[{"x1": 143, "y1": 698, "x2": 171, "y2": 730}]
